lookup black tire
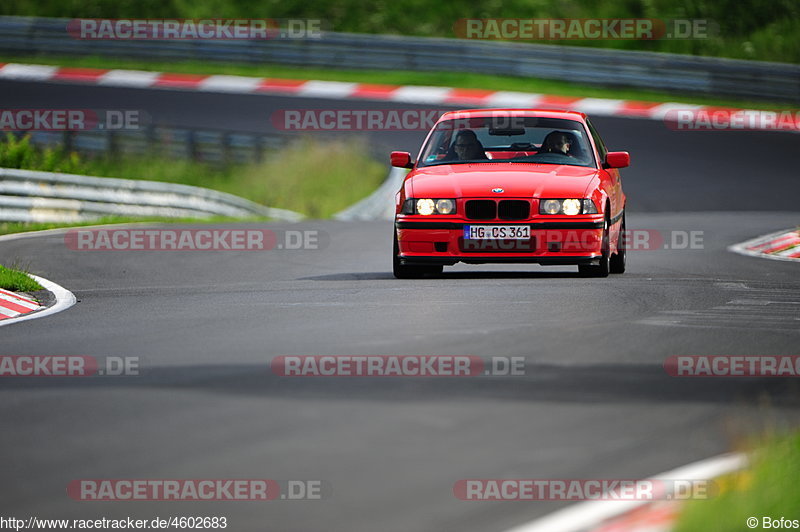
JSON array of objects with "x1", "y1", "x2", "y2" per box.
[
  {"x1": 393, "y1": 233, "x2": 442, "y2": 278},
  {"x1": 609, "y1": 211, "x2": 626, "y2": 274},
  {"x1": 578, "y1": 215, "x2": 610, "y2": 278}
]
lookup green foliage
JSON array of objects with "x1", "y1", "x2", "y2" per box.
[
  {"x1": 2, "y1": 0, "x2": 797, "y2": 62},
  {"x1": 0, "y1": 133, "x2": 86, "y2": 173},
  {"x1": 674, "y1": 431, "x2": 800, "y2": 531}
]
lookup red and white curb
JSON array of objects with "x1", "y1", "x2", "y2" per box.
[
  {"x1": 0, "y1": 231, "x2": 78, "y2": 327},
  {"x1": 501, "y1": 453, "x2": 746, "y2": 532},
  {"x1": 0, "y1": 287, "x2": 41, "y2": 320},
  {"x1": 0, "y1": 62, "x2": 774, "y2": 123},
  {"x1": 0, "y1": 273, "x2": 75, "y2": 327},
  {"x1": 728, "y1": 229, "x2": 800, "y2": 262}
]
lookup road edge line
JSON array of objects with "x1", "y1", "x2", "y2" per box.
[
  {"x1": 500, "y1": 452, "x2": 747, "y2": 532},
  {"x1": 2, "y1": 62, "x2": 797, "y2": 129}
]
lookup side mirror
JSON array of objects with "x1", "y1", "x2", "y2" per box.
[
  {"x1": 391, "y1": 151, "x2": 414, "y2": 169},
  {"x1": 604, "y1": 151, "x2": 630, "y2": 169}
]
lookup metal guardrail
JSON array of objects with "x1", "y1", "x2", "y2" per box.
[
  {"x1": 22, "y1": 127, "x2": 288, "y2": 166},
  {"x1": 0, "y1": 167, "x2": 304, "y2": 223},
  {"x1": 20, "y1": 125, "x2": 391, "y2": 166},
  {"x1": 1, "y1": 16, "x2": 798, "y2": 103}
]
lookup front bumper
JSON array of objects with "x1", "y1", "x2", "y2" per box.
[{"x1": 395, "y1": 218, "x2": 605, "y2": 266}]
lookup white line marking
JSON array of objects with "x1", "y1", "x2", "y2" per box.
[
  {"x1": 199, "y1": 74, "x2": 264, "y2": 93},
  {"x1": 647, "y1": 102, "x2": 704, "y2": 120},
  {"x1": 0, "y1": 63, "x2": 58, "y2": 81},
  {"x1": 99, "y1": 69, "x2": 160, "y2": 87},
  {"x1": 573, "y1": 98, "x2": 625, "y2": 116},
  {"x1": 297, "y1": 80, "x2": 359, "y2": 98},
  {"x1": 483, "y1": 91, "x2": 544, "y2": 108},
  {"x1": 501, "y1": 453, "x2": 746, "y2": 532},
  {"x1": 389, "y1": 86, "x2": 452, "y2": 104}
]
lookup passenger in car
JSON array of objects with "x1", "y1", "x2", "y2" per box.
[{"x1": 540, "y1": 131, "x2": 576, "y2": 156}]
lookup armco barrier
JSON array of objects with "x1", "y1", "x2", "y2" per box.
[
  {"x1": 21, "y1": 127, "x2": 288, "y2": 166},
  {"x1": 0, "y1": 167, "x2": 303, "y2": 223}
]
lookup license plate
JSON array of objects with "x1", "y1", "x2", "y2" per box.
[{"x1": 464, "y1": 225, "x2": 531, "y2": 240}]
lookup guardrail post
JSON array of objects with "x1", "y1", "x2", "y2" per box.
[
  {"x1": 254, "y1": 136, "x2": 263, "y2": 163},
  {"x1": 108, "y1": 130, "x2": 117, "y2": 159},
  {"x1": 222, "y1": 132, "x2": 231, "y2": 166},
  {"x1": 63, "y1": 130, "x2": 73, "y2": 153},
  {"x1": 187, "y1": 130, "x2": 198, "y2": 161}
]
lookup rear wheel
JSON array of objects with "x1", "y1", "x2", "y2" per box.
[
  {"x1": 578, "y1": 215, "x2": 610, "y2": 278},
  {"x1": 393, "y1": 233, "x2": 442, "y2": 278},
  {"x1": 609, "y1": 211, "x2": 626, "y2": 274}
]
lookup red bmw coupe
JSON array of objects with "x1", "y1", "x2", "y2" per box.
[{"x1": 392, "y1": 109, "x2": 630, "y2": 278}]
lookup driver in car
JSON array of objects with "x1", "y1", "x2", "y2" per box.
[{"x1": 449, "y1": 130, "x2": 488, "y2": 160}]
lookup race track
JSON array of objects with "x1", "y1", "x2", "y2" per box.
[{"x1": 1, "y1": 78, "x2": 799, "y2": 532}]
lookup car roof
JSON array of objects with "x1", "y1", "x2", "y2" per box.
[{"x1": 438, "y1": 109, "x2": 587, "y2": 122}]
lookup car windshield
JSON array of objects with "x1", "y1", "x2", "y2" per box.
[{"x1": 418, "y1": 116, "x2": 596, "y2": 168}]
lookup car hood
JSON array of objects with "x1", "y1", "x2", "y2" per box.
[{"x1": 408, "y1": 163, "x2": 599, "y2": 199}]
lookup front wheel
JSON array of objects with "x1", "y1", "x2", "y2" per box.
[
  {"x1": 609, "y1": 211, "x2": 626, "y2": 274},
  {"x1": 393, "y1": 233, "x2": 442, "y2": 278},
  {"x1": 578, "y1": 216, "x2": 610, "y2": 278}
]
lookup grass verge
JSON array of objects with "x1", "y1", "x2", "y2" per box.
[
  {"x1": 673, "y1": 431, "x2": 800, "y2": 531},
  {"x1": 1, "y1": 134, "x2": 387, "y2": 220},
  {"x1": 3, "y1": 54, "x2": 796, "y2": 110},
  {"x1": 0, "y1": 264, "x2": 42, "y2": 292}
]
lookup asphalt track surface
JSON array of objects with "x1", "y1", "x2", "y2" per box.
[{"x1": 1, "y1": 78, "x2": 799, "y2": 532}]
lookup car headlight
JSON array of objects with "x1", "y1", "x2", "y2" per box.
[
  {"x1": 538, "y1": 199, "x2": 598, "y2": 215},
  {"x1": 541, "y1": 199, "x2": 562, "y2": 215},
  {"x1": 417, "y1": 198, "x2": 436, "y2": 216},
  {"x1": 562, "y1": 199, "x2": 582, "y2": 216},
  {"x1": 401, "y1": 198, "x2": 457, "y2": 215},
  {"x1": 435, "y1": 199, "x2": 455, "y2": 215}
]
